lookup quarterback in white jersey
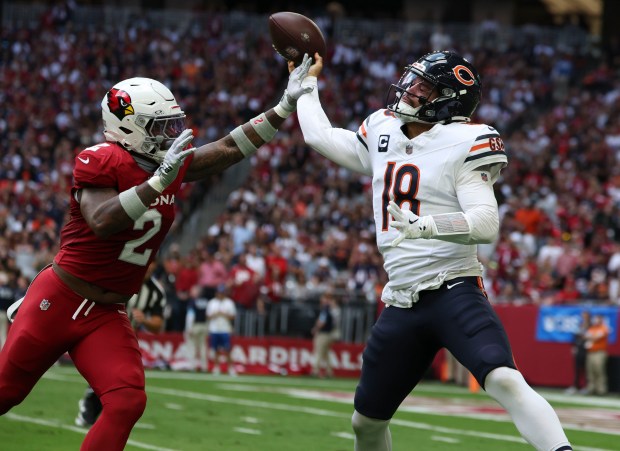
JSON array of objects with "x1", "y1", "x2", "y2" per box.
[
  {"x1": 359, "y1": 110, "x2": 507, "y2": 307},
  {"x1": 291, "y1": 51, "x2": 572, "y2": 451}
]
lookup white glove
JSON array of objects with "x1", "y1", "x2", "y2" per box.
[
  {"x1": 148, "y1": 129, "x2": 194, "y2": 193},
  {"x1": 388, "y1": 200, "x2": 434, "y2": 246},
  {"x1": 277, "y1": 53, "x2": 315, "y2": 114}
]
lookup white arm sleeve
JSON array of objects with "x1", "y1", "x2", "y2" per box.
[
  {"x1": 297, "y1": 77, "x2": 372, "y2": 176},
  {"x1": 425, "y1": 168, "x2": 500, "y2": 245}
]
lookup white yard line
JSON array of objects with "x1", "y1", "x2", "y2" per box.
[
  {"x1": 432, "y1": 435, "x2": 460, "y2": 444},
  {"x1": 164, "y1": 403, "x2": 184, "y2": 410},
  {"x1": 45, "y1": 366, "x2": 357, "y2": 389},
  {"x1": 234, "y1": 427, "x2": 262, "y2": 435},
  {"x1": 332, "y1": 431, "x2": 356, "y2": 440},
  {"x1": 542, "y1": 393, "x2": 620, "y2": 409},
  {"x1": 241, "y1": 416, "x2": 261, "y2": 423},
  {"x1": 4, "y1": 413, "x2": 178, "y2": 451}
]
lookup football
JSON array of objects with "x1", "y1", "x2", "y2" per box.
[{"x1": 268, "y1": 12, "x2": 326, "y2": 66}]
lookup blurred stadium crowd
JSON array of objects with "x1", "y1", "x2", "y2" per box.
[{"x1": 1, "y1": 2, "x2": 620, "y2": 335}]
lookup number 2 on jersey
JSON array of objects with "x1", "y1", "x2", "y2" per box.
[
  {"x1": 119, "y1": 209, "x2": 162, "y2": 266},
  {"x1": 381, "y1": 162, "x2": 421, "y2": 230}
]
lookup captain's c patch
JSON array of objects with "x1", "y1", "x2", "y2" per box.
[{"x1": 378, "y1": 135, "x2": 390, "y2": 152}]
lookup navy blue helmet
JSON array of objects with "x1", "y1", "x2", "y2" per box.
[{"x1": 387, "y1": 51, "x2": 482, "y2": 124}]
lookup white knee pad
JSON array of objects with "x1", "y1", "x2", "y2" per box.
[
  {"x1": 351, "y1": 410, "x2": 392, "y2": 451},
  {"x1": 484, "y1": 366, "x2": 524, "y2": 395}
]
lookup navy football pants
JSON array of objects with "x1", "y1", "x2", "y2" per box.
[{"x1": 354, "y1": 276, "x2": 516, "y2": 420}]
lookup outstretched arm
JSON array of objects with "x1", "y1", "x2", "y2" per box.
[
  {"x1": 184, "y1": 56, "x2": 315, "y2": 181},
  {"x1": 183, "y1": 110, "x2": 282, "y2": 181},
  {"x1": 296, "y1": 54, "x2": 372, "y2": 176}
]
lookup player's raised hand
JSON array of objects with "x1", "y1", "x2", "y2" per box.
[
  {"x1": 307, "y1": 52, "x2": 323, "y2": 78},
  {"x1": 287, "y1": 52, "x2": 323, "y2": 78},
  {"x1": 148, "y1": 129, "x2": 194, "y2": 193},
  {"x1": 279, "y1": 53, "x2": 314, "y2": 114},
  {"x1": 388, "y1": 200, "x2": 425, "y2": 246}
]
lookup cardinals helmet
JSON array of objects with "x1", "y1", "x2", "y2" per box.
[
  {"x1": 387, "y1": 51, "x2": 481, "y2": 124},
  {"x1": 101, "y1": 77, "x2": 186, "y2": 163}
]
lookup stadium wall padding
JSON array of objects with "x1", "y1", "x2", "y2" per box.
[{"x1": 134, "y1": 304, "x2": 619, "y2": 390}]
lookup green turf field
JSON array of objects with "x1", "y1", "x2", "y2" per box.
[{"x1": 0, "y1": 365, "x2": 618, "y2": 450}]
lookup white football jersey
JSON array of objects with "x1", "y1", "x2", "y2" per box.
[{"x1": 354, "y1": 110, "x2": 508, "y2": 306}]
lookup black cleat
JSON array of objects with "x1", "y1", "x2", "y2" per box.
[{"x1": 74, "y1": 388, "x2": 102, "y2": 428}]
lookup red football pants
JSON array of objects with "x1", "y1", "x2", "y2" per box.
[{"x1": 0, "y1": 267, "x2": 146, "y2": 450}]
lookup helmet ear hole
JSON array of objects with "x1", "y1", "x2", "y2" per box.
[{"x1": 119, "y1": 126, "x2": 133, "y2": 134}]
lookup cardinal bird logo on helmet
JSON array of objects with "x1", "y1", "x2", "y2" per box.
[{"x1": 107, "y1": 88, "x2": 134, "y2": 121}]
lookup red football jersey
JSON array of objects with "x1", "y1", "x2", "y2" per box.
[{"x1": 55, "y1": 142, "x2": 193, "y2": 295}]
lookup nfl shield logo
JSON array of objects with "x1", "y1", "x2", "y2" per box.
[
  {"x1": 40, "y1": 299, "x2": 51, "y2": 311},
  {"x1": 406, "y1": 144, "x2": 413, "y2": 154},
  {"x1": 481, "y1": 172, "x2": 488, "y2": 182}
]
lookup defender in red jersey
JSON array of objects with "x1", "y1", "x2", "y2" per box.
[{"x1": 0, "y1": 60, "x2": 314, "y2": 451}]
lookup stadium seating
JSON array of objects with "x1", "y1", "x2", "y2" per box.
[{"x1": 1, "y1": 3, "x2": 619, "y2": 344}]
